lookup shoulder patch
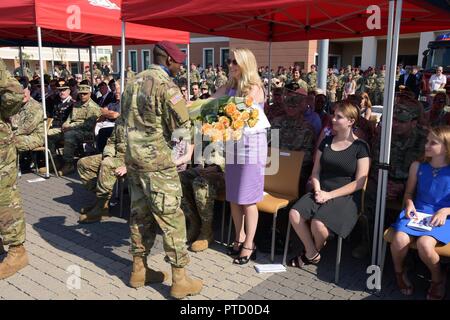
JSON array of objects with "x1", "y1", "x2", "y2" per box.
[{"x1": 170, "y1": 94, "x2": 183, "y2": 105}]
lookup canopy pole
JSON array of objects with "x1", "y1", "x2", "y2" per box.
[
  {"x1": 18, "y1": 46, "x2": 24, "y2": 77},
  {"x1": 375, "y1": 0, "x2": 403, "y2": 272},
  {"x1": 268, "y1": 40, "x2": 272, "y2": 103},
  {"x1": 120, "y1": 21, "x2": 126, "y2": 94},
  {"x1": 318, "y1": 39, "x2": 329, "y2": 91},
  {"x1": 51, "y1": 47, "x2": 55, "y2": 79},
  {"x1": 187, "y1": 42, "x2": 191, "y2": 99},
  {"x1": 77, "y1": 48, "x2": 81, "y2": 75},
  {"x1": 36, "y1": 27, "x2": 50, "y2": 179},
  {"x1": 89, "y1": 46, "x2": 94, "y2": 92}
]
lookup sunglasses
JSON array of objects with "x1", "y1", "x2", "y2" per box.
[
  {"x1": 180, "y1": 89, "x2": 187, "y2": 92},
  {"x1": 79, "y1": 92, "x2": 90, "y2": 96},
  {"x1": 230, "y1": 59, "x2": 238, "y2": 66}
]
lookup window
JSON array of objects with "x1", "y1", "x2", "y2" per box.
[
  {"x1": 220, "y1": 48, "x2": 229, "y2": 67},
  {"x1": 116, "y1": 50, "x2": 122, "y2": 73},
  {"x1": 353, "y1": 56, "x2": 362, "y2": 68},
  {"x1": 203, "y1": 48, "x2": 214, "y2": 69},
  {"x1": 70, "y1": 62, "x2": 79, "y2": 75},
  {"x1": 129, "y1": 50, "x2": 137, "y2": 72},
  {"x1": 142, "y1": 50, "x2": 151, "y2": 70}
]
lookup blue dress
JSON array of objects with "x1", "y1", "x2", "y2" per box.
[{"x1": 391, "y1": 162, "x2": 450, "y2": 244}]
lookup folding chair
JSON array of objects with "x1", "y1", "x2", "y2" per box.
[{"x1": 31, "y1": 118, "x2": 59, "y2": 177}]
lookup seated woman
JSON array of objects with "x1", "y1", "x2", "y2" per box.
[
  {"x1": 288, "y1": 101, "x2": 370, "y2": 267},
  {"x1": 390, "y1": 125, "x2": 450, "y2": 300}
]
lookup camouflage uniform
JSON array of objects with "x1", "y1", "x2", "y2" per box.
[
  {"x1": 214, "y1": 72, "x2": 228, "y2": 90},
  {"x1": 326, "y1": 73, "x2": 338, "y2": 102},
  {"x1": 77, "y1": 120, "x2": 126, "y2": 199},
  {"x1": 48, "y1": 97, "x2": 100, "y2": 163},
  {"x1": 204, "y1": 69, "x2": 216, "y2": 92},
  {"x1": 122, "y1": 64, "x2": 192, "y2": 267},
  {"x1": 374, "y1": 72, "x2": 385, "y2": 105},
  {"x1": 92, "y1": 68, "x2": 102, "y2": 79},
  {"x1": 0, "y1": 58, "x2": 26, "y2": 247},
  {"x1": 366, "y1": 73, "x2": 378, "y2": 105},
  {"x1": 336, "y1": 72, "x2": 346, "y2": 101},
  {"x1": 60, "y1": 68, "x2": 71, "y2": 80},
  {"x1": 11, "y1": 97, "x2": 44, "y2": 152},
  {"x1": 306, "y1": 71, "x2": 317, "y2": 91},
  {"x1": 294, "y1": 79, "x2": 308, "y2": 92},
  {"x1": 190, "y1": 69, "x2": 201, "y2": 85},
  {"x1": 176, "y1": 69, "x2": 187, "y2": 87}
]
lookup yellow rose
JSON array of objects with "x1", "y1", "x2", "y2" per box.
[
  {"x1": 213, "y1": 122, "x2": 225, "y2": 131},
  {"x1": 202, "y1": 123, "x2": 213, "y2": 134},
  {"x1": 240, "y1": 110, "x2": 250, "y2": 121},
  {"x1": 231, "y1": 111, "x2": 241, "y2": 121},
  {"x1": 232, "y1": 119, "x2": 245, "y2": 130},
  {"x1": 218, "y1": 116, "x2": 231, "y2": 128},
  {"x1": 247, "y1": 118, "x2": 258, "y2": 128},
  {"x1": 224, "y1": 103, "x2": 237, "y2": 116},
  {"x1": 245, "y1": 96, "x2": 254, "y2": 107},
  {"x1": 250, "y1": 108, "x2": 259, "y2": 119}
]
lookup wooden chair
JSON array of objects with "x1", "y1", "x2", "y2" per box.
[
  {"x1": 282, "y1": 177, "x2": 368, "y2": 284},
  {"x1": 31, "y1": 118, "x2": 59, "y2": 177}
]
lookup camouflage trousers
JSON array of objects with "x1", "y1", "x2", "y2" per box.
[
  {"x1": 15, "y1": 133, "x2": 44, "y2": 152},
  {"x1": 373, "y1": 91, "x2": 384, "y2": 106},
  {"x1": 179, "y1": 166, "x2": 225, "y2": 228},
  {"x1": 0, "y1": 147, "x2": 26, "y2": 246},
  {"x1": 327, "y1": 91, "x2": 336, "y2": 103},
  {"x1": 77, "y1": 154, "x2": 124, "y2": 199},
  {"x1": 128, "y1": 167, "x2": 189, "y2": 267},
  {"x1": 48, "y1": 127, "x2": 92, "y2": 162}
]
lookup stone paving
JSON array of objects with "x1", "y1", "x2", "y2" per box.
[{"x1": 0, "y1": 172, "x2": 448, "y2": 300}]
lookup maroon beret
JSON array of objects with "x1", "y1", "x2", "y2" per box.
[{"x1": 156, "y1": 41, "x2": 186, "y2": 63}]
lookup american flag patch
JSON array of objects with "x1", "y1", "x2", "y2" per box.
[{"x1": 170, "y1": 94, "x2": 183, "y2": 105}]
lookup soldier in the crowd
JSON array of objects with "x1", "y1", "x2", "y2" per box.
[
  {"x1": 306, "y1": 64, "x2": 318, "y2": 91},
  {"x1": 59, "y1": 64, "x2": 71, "y2": 80},
  {"x1": 77, "y1": 119, "x2": 126, "y2": 223},
  {"x1": 121, "y1": 41, "x2": 202, "y2": 298},
  {"x1": 176, "y1": 64, "x2": 188, "y2": 87},
  {"x1": 353, "y1": 104, "x2": 427, "y2": 259},
  {"x1": 266, "y1": 87, "x2": 286, "y2": 122},
  {"x1": 190, "y1": 83, "x2": 200, "y2": 101},
  {"x1": 214, "y1": 71, "x2": 228, "y2": 90},
  {"x1": 336, "y1": 68, "x2": 346, "y2": 101},
  {"x1": 180, "y1": 142, "x2": 225, "y2": 252},
  {"x1": 353, "y1": 69, "x2": 363, "y2": 93},
  {"x1": 374, "y1": 69, "x2": 385, "y2": 106},
  {"x1": 270, "y1": 94, "x2": 316, "y2": 175},
  {"x1": 204, "y1": 65, "x2": 216, "y2": 93},
  {"x1": 0, "y1": 58, "x2": 28, "y2": 279},
  {"x1": 48, "y1": 84, "x2": 101, "y2": 176},
  {"x1": 92, "y1": 64, "x2": 102, "y2": 79},
  {"x1": 11, "y1": 77, "x2": 44, "y2": 152},
  {"x1": 291, "y1": 69, "x2": 308, "y2": 92},
  {"x1": 326, "y1": 68, "x2": 338, "y2": 103},
  {"x1": 366, "y1": 67, "x2": 378, "y2": 105},
  {"x1": 199, "y1": 83, "x2": 211, "y2": 99},
  {"x1": 190, "y1": 63, "x2": 201, "y2": 86},
  {"x1": 125, "y1": 66, "x2": 135, "y2": 81}
]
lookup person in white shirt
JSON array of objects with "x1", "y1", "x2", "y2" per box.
[{"x1": 429, "y1": 66, "x2": 447, "y2": 92}]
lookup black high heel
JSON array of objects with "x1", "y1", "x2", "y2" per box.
[
  {"x1": 227, "y1": 241, "x2": 243, "y2": 256},
  {"x1": 233, "y1": 245, "x2": 257, "y2": 265}
]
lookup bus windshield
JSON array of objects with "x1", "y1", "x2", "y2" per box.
[{"x1": 426, "y1": 46, "x2": 450, "y2": 71}]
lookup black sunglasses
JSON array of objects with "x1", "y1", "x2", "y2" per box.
[{"x1": 230, "y1": 59, "x2": 238, "y2": 66}]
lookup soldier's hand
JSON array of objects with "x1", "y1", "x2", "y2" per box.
[{"x1": 115, "y1": 166, "x2": 127, "y2": 177}]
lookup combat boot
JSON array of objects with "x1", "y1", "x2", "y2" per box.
[
  {"x1": 58, "y1": 163, "x2": 75, "y2": 176},
  {"x1": 0, "y1": 238, "x2": 5, "y2": 256},
  {"x1": 190, "y1": 220, "x2": 214, "y2": 252},
  {"x1": 0, "y1": 244, "x2": 29, "y2": 279},
  {"x1": 170, "y1": 266, "x2": 203, "y2": 299},
  {"x1": 129, "y1": 256, "x2": 168, "y2": 288},
  {"x1": 78, "y1": 198, "x2": 109, "y2": 224}
]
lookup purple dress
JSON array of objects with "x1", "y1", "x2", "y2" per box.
[{"x1": 225, "y1": 88, "x2": 269, "y2": 205}]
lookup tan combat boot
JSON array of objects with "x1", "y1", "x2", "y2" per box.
[
  {"x1": 0, "y1": 244, "x2": 29, "y2": 279},
  {"x1": 170, "y1": 266, "x2": 203, "y2": 299},
  {"x1": 129, "y1": 256, "x2": 168, "y2": 288},
  {"x1": 78, "y1": 198, "x2": 109, "y2": 224},
  {"x1": 58, "y1": 163, "x2": 75, "y2": 176},
  {"x1": 190, "y1": 221, "x2": 214, "y2": 252},
  {"x1": 0, "y1": 238, "x2": 5, "y2": 256}
]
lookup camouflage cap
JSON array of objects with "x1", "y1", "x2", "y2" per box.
[
  {"x1": 200, "y1": 83, "x2": 209, "y2": 90},
  {"x1": 394, "y1": 104, "x2": 417, "y2": 121},
  {"x1": 77, "y1": 84, "x2": 91, "y2": 94}
]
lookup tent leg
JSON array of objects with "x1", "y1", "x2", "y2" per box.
[
  {"x1": 18, "y1": 46, "x2": 24, "y2": 76},
  {"x1": 187, "y1": 42, "x2": 191, "y2": 98},
  {"x1": 51, "y1": 47, "x2": 55, "y2": 79},
  {"x1": 318, "y1": 39, "x2": 329, "y2": 91},
  {"x1": 120, "y1": 21, "x2": 126, "y2": 94},
  {"x1": 36, "y1": 26, "x2": 50, "y2": 179},
  {"x1": 268, "y1": 40, "x2": 272, "y2": 103},
  {"x1": 89, "y1": 46, "x2": 94, "y2": 92},
  {"x1": 78, "y1": 48, "x2": 81, "y2": 75}
]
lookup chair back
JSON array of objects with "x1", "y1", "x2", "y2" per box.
[
  {"x1": 264, "y1": 148, "x2": 304, "y2": 199},
  {"x1": 46, "y1": 118, "x2": 53, "y2": 131}
]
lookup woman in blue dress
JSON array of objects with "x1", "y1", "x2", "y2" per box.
[{"x1": 390, "y1": 125, "x2": 450, "y2": 300}]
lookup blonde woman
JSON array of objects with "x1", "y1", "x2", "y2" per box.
[
  {"x1": 359, "y1": 92, "x2": 373, "y2": 120},
  {"x1": 214, "y1": 48, "x2": 271, "y2": 265},
  {"x1": 390, "y1": 126, "x2": 450, "y2": 300}
]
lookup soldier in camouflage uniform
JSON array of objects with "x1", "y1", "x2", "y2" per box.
[
  {"x1": 0, "y1": 58, "x2": 29, "y2": 279},
  {"x1": 336, "y1": 69, "x2": 346, "y2": 101},
  {"x1": 190, "y1": 63, "x2": 201, "y2": 87},
  {"x1": 352, "y1": 104, "x2": 427, "y2": 259},
  {"x1": 291, "y1": 70, "x2": 308, "y2": 92},
  {"x1": 175, "y1": 65, "x2": 188, "y2": 87},
  {"x1": 306, "y1": 65, "x2": 318, "y2": 92},
  {"x1": 180, "y1": 142, "x2": 225, "y2": 252},
  {"x1": 214, "y1": 71, "x2": 228, "y2": 91},
  {"x1": 121, "y1": 41, "x2": 202, "y2": 298},
  {"x1": 326, "y1": 68, "x2": 338, "y2": 103},
  {"x1": 204, "y1": 65, "x2": 216, "y2": 93},
  {"x1": 366, "y1": 68, "x2": 378, "y2": 106},
  {"x1": 374, "y1": 70, "x2": 385, "y2": 106},
  {"x1": 48, "y1": 84, "x2": 101, "y2": 176},
  {"x1": 77, "y1": 119, "x2": 126, "y2": 223},
  {"x1": 11, "y1": 78, "x2": 44, "y2": 152},
  {"x1": 59, "y1": 64, "x2": 71, "y2": 80}
]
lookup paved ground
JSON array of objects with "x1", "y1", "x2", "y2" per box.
[{"x1": 0, "y1": 171, "x2": 448, "y2": 300}]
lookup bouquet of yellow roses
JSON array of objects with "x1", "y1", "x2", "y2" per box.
[{"x1": 188, "y1": 95, "x2": 259, "y2": 142}]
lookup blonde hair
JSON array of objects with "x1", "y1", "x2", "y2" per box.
[
  {"x1": 424, "y1": 126, "x2": 450, "y2": 163},
  {"x1": 335, "y1": 101, "x2": 359, "y2": 127},
  {"x1": 227, "y1": 48, "x2": 263, "y2": 96},
  {"x1": 360, "y1": 92, "x2": 372, "y2": 110}
]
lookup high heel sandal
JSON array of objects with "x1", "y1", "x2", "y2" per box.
[
  {"x1": 288, "y1": 250, "x2": 321, "y2": 268},
  {"x1": 233, "y1": 245, "x2": 257, "y2": 265},
  {"x1": 394, "y1": 271, "x2": 414, "y2": 296},
  {"x1": 227, "y1": 241, "x2": 243, "y2": 256}
]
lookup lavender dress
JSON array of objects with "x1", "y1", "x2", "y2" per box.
[{"x1": 225, "y1": 88, "x2": 270, "y2": 205}]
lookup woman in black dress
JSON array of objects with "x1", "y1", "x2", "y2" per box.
[{"x1": 288, "y1": 101, "x2": 370, "y2": 267}]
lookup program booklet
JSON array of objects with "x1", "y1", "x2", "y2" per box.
[{"x1": 407, "y1": 212, "x2": 433, "y2": 232}]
